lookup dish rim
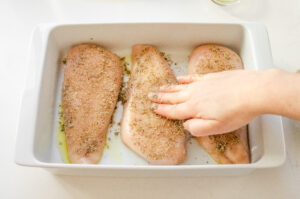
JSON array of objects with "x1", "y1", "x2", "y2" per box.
[{"x1": 15, "y1": 22, "x2": 286, "y2": 171}]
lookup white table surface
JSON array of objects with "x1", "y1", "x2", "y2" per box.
[{"x1": 1, "y1": 0, "x2": 300, "y2": 198}]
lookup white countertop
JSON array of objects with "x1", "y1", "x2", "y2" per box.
[{"x1": 0, "y1": 0, "x2": 299, "y2": 198}]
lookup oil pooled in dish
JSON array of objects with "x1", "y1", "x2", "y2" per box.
[{"x1": 57, "y1": 104, "x2": 71, "y2": 163}]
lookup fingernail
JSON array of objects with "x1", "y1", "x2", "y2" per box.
[
  {"x1": 151, "y1": 103, "x2": 158, "y2": 110},
  {"x1": 183, "y1": 122, "x2": 188, "y2": 129},
  {"x1": 148, "y1": 92, "x2": 158, "y2": 100},
  {"x1": 183, "y1": 121, "x2": 191, "y2": 131}
]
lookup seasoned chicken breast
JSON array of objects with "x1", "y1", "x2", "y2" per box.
[
  {"x1": 121, "y1": 44, "x2": 186, "y2": 165},
  {"x1": 62, "y1": 44, "x2": 122, "y2": 164},
  {"x1": 188, "y1": 44, "x2": 250, "y2": 164}
]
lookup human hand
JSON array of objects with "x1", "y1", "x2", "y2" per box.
[{"x1": 149, "y1": 70, "x2": 272, "y2": 136}]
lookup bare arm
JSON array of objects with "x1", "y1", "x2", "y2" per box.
[{"x1": 149, "y1": 69, "x2": 300, "y2": 136}]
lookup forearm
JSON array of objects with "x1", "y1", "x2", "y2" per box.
[{"x1": 255, "y1": 69, "x2": 300, "y2": 120}]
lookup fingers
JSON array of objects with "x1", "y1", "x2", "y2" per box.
[
  {"x1": 152, "y1": 103, "x2": 193, "y2": 120},
  {"x1": 177, "y1": 74, "x2": 203, "y2": 84},
  {"x1": 158, "y1": 84, "x2": 188, "y2": 92},
  {"x1": 183, "y1": 119, "x2": 222, "y2": 136},
  {"x1": 148, "y1": 90, "x2": 189, "y2": 104}
]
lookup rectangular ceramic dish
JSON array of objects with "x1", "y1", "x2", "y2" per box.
[{"x1": 15, "y1": 22, "x2": 285, "y2": 176}]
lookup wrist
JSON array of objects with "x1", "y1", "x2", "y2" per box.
[
  {"x1": 244, "y1": 69, "x2": 283, "y2": 116},
  {"x1": 252, "y1": 69, "x2": 288, "y2": 116}
]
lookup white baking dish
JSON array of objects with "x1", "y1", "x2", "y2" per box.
[{"x1": 15, "y1": 22, "x2": 285, "y2": 176}]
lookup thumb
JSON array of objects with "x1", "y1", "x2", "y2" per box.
[{"x1": 183, "y1": 119, "x2": 222, "y2": 136}]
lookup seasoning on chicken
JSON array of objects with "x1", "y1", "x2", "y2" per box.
[
  {"x1": 188, "y1": 44, "x2": 250, "y2": 164},
  {"x1": 121, "y1": 44, "x2": 186, "y2": 165},
  {"x1": 62, "y1": 44, "x2": 122, "y2": 164}
]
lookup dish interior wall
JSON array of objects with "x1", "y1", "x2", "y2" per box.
[{"x1": 32, "y1": 24, "x2": 263, "y2": 165}]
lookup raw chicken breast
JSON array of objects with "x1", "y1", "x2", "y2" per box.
[
  {"x1": 62, "y1": 44, "x2": 122, "y2": 164},
  {"x1": 188, "y1": 44, "x2": 250, "y2": 164},
  {"x1": 121, "y1": 44, "x2": 186, "y2": 165}
]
